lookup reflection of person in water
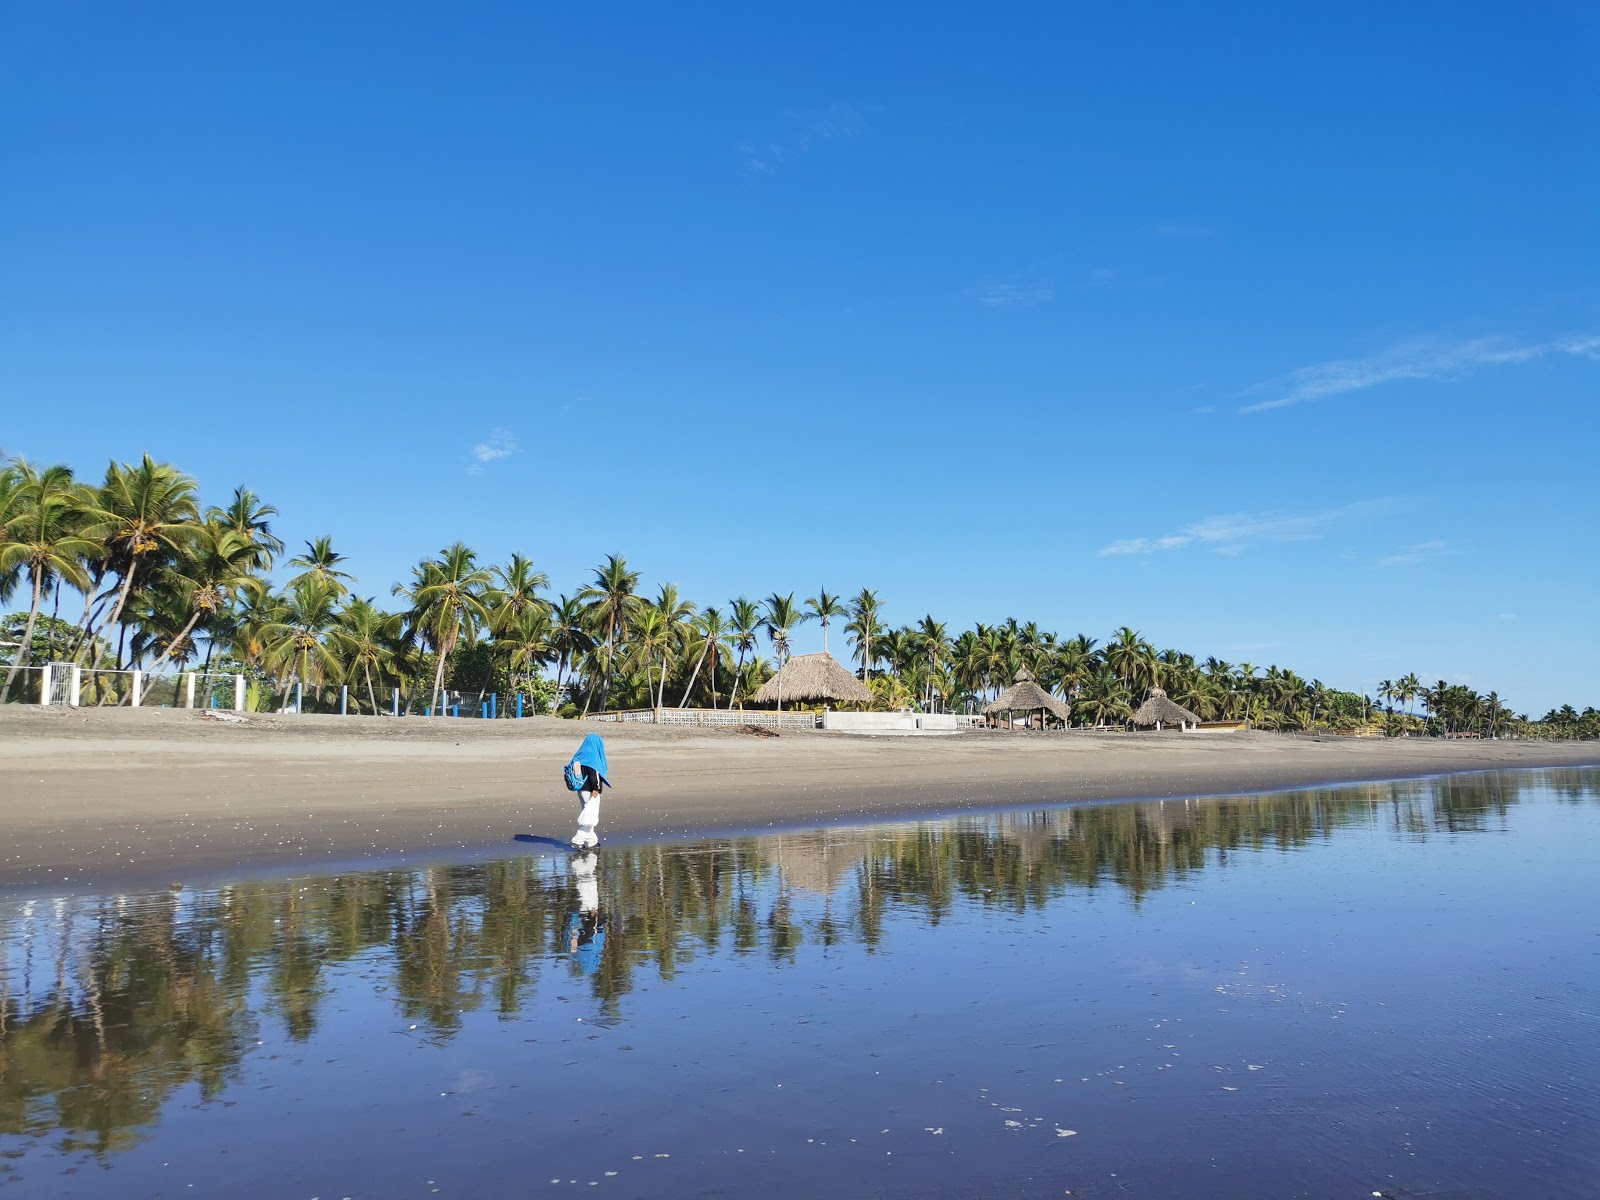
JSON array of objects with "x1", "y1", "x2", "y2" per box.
[{"x1": 567, "y1": 851, "x2": 606, "y2": 975}]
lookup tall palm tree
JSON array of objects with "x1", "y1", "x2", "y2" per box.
[
  {"x1": 263, "y1": 579, "x2": 343, "y2": 709},
  {"x1": 78, "y1": 455, "x2": 199, "y2": 663},
  {"x1": 491, "y1": 553, "x2": 550, "y2": 633},
  {"x1": 547, "y1": 593, "x2": 591, "y2": 708},
  {"x1": 804, "y1": 588, "x2": 845, "y2": 655},
  {"x1": 845, "y1": 588, "x2": 883, "y2": 683},
  {"x1": 394, "y1": 543, "x2": 494, "y2": 712},
  {"x1": 630, "y1": 606, "x2": 672, "y2": 710},
  {"x1": 650, "y1": 583, "x2": 697, "y2": 706},
  {"x1": 762, "y1": 592, "x2": 808, "y2": 715},
  {"x1": 678, "y1": 606, "x2": 729, "y2": 708},
  {"x1": 142, "y1": 520, "x2": 266, "y2": 676},
  {"x1": 725, "y1": 596, "x2": 762, "y2": 710},
  {"x1": 577, "y1": 554, "x2": 642, "y2": 715},
  {"x1": 331, "y1": 597, "x2": 403, "y2": 714},
  {"x1": 208, "y1": 486, "x2": 283, "y2": 572},
  {"x1": 288, "y1": 536, "x2": 354, "y2": 599},
  {"x1": 1105, "y1": 626, "x2": 1156, "y2": 692},
  {"x1": 493, "y1": 605, "x2": 554, "y2": 706},
  {"x1": 914, "y1": 615, "x2": 949, "y2": 712},
  {"x1": 0, "y1": 463, "x2": 98, "y2": 701}
]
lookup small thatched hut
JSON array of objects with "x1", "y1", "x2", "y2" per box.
[
  {"x1": 984, "y1": 668, "x2": 1069, "y2": 729},
  {"x1": 752, "y1": 652, "x2": 872, "y2": 707},
  {"x1": 1131, "y1": 686, "x2": 1200, "y2": 731}
]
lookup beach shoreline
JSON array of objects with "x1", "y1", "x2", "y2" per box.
[{"x1": 2, "y1": 705, "x2": 1594, "y2": 893}]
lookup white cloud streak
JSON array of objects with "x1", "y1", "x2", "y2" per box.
[
  {"x1": 1098, "y1": 500, "x2": 1396, "y2": 558},
  {"x1": 976, "y1": 280, "x2": 1054, "y2": 308},
  {"x1": 741, "y1": 103, "x2": 869, "y2": 174},
  {"x1": 1239, "y1": 334, "x2": 1600, "y2": 414},
  {"x1": 1376, "y1": 540, "x2": 1451, "y2": 568},
  {"x1": 468, "y1": 429, "x2": 519, "y2": 474}
]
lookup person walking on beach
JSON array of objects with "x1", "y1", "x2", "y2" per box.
[{"x1": 565, "y1": 733, "x2": 610, "y2": 849}]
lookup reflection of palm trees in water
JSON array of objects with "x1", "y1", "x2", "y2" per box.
[{"x1": 2, "y1": 769, "x2": 1595, "y2": 1159}]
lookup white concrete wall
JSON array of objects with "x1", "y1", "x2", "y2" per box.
[{"x1": 821, "y1": 711, "x2": 962, "y2": 735}]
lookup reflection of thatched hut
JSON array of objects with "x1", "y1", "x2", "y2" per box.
[
  {"x1": 752, "y1": 652, "x2": 872, "y2": 707},
  {"x1": 1131, "y1": 686, "x2": 1200, "y2": 731},
  {"x1": 984, "y1": 668, "x2": 1069, "y2": 729}
]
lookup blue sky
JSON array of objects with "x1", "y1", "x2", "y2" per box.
[{"x1": 3, "y1": 3, "x2": 1597, "y2": 712}]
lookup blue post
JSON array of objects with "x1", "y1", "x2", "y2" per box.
[
  {"x1": 425, "y1": 705, "x2": 432, "y2": 717},
  {"x1": 517, "y1": 692, "x2": 524, "y2": 719},
  {"x1": 453, "y1": 704, "x2": 459, "y2": 718}
]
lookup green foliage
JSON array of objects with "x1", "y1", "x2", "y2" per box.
[{"x1": 0, "y1": 453, "x2": 1590, "y2": 734}]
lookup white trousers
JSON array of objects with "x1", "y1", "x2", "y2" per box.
[{"x1": 572, "y1": 792, "x2": 601, "y2": 847}]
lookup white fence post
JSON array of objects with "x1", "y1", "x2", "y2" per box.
[
  {"x1": 296, "y1": 681, "x2": 303, "y2": 713},
  {"x1": 392, "y1": 688, "x2": 399, "y2": 717},
  {"x1": 184, "y1": 672, "x2": 196, "y2": 709},
  {"x1": 39, "y1": 664, "x2": 51, "y2": 706},
  {"x1": 340, "y1": 685, "x2": 348, "y2": 715},
  {"x1": 69, "y1": 666, "x2": 82, "y2": 708},
  {"x1": 131, "y1": 670, "x2": 142, "y2": 707},
  {"x1": 234, "y1": 674, "x2": 245, "y2": 712}
]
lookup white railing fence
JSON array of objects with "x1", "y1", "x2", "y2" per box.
[{"x1": 584, "y1": 707, "x2": 822, "y2": 730}]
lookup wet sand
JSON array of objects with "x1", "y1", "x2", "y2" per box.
[{"x1": 1, "y1": 705, "x2": 1594, "y2": 891}]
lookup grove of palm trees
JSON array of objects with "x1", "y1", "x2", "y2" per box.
[{"x1": 2, "y1": 454, "x2": 1594, "y2": 738}]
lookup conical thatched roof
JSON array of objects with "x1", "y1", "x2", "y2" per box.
[
  {"x1": 984, "y1": 667, "x2": 1070, "y2": 720},
  {"x1": 1132, "y1": 686, "x2": 1200, "y2": 728},
  {"x1": 753, "y1": 652, "x2": 872, "y2": 705}
]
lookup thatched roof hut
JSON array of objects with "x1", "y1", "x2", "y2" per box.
[
  {"x1": 752, "y1": 652, "x2": 872, "y2": 706},
  {"x1": 983, "y1": 668, "x2": 1069, "y2": 724},
  {"x1": 1131, "y1": 686, "x2": 1200, "y2": 730}
]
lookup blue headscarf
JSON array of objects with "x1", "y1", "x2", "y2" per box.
[{"x1": 571, "y1": 733, "x2": 611, "y2": 787}]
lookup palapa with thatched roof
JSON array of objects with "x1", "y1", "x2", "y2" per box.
[
  {"x1": 1131, "y1": 685, "x2": 1201, "y2": 731},
  {"x1": 983, "y1": 667, "x2": 1069, "y2": 728},
  {"x1": 752, "y1": 651, "x2": 873, "y2": 707}
]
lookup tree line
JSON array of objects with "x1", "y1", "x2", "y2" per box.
[{"x1": 1, "y1": 453, "x2": 1593, "y2": 737}]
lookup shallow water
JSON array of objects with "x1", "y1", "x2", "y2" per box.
[{"x1": 2, "y1": 769, "x2": 1598, "y2": 1199}]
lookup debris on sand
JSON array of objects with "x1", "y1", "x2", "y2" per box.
[
  {"x1": 197, "y1": 711, "x2": 250, "y2": 724},
  {"x1": 734, "y1": 724, "x2": 779, "y2": 738}
]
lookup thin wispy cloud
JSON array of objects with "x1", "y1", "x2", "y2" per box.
[
  {"x1": 741, "y1": 103, "x2": 870, "y2": 174},
  {"x1": 975, "y1": 279, "x2": 1054, "y2": 308},
  {"x1": 1099, "y1": 499, "x2": 1396, "y2": 558},
  {"x1": 1376, "y1": 539, "x2": 1451, "y2": 568},
  {"x1": 1239, "y1": 333, "x2": 1600, "y2": 414},
  {"x1": 467, "y1": 429, "x2": 519, "y2": 475}
]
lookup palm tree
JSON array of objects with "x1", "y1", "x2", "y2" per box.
[
  {"x1": 263, "y1": 579, "x2": 343, "y2": 710},
  {"x1": 804, "y1": 588, "x2": 845, "y2": 655},
  {"x1": 491, "y1": 553, "x2": 550, "y2": 633},
  {"x1": 725, "y1": 596, "x2": 762, "y2": 709},
  {"x1": 1105, "y1": 626, "x2": 1156, "y2": 693},
  {"x1": 142, "y1": 520, "x2": 266, "y2": 676},
  {"x1": 331, "y1": 597, "x2": 403, "y2": 714},
  {"x1": 208, "y1": 486, "x2": 283, "y2": 572},
  {"x1": 630, "y1": 606, "x2": 672, "y2": 710},
  {"x1": 762, "y1": 592, "x2": 808, "y2": 715},
  {"x1": 547, "y1": 593, "x2": 591, "y2": 709},
  {"x1": 494, "y1": 605, "x2": 554, "y2": 707},
  {"x1": 678, "y1": 606, "x2": 729, "y2": 708},
  {"x1": 650, "y1": 583, "x2": 697, "y2": 706},
  {"x1": 77, "y1": 455, "x2": 199, "y2": 664},
  {"x1": 288, "y1": 536, "x2": 354, "y2": 599},
  {"x1": 914, "y1": 615, "x2": 949, "y2": 712},
  {"x1": 1397, "y1": 672, "x2": 1422, "y2": 722},
  {"x1": 577, "y1": 554, "x2": 642, "y2": 715},
  {"x1": 845, "y1": 588, "x2": 883, "y2": 684},
  {"x1": 394, "y1": 543, "x2": 494, "y2": 713},
  {"x1": 0, "y1": 463, "x2": 97, "y2": 701}
]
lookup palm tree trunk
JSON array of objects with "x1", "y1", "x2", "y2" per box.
[
  {"x1": 678, "y1": 638, "x2": 712, "y2": 709},
  {"x1": 0, "y1": 571, "x2": 45, "y2": 703},
  {"x1": 144, "y1": 609, "x2": 204, "y2": 676},
  {"x1": 365, "y1": 662, "x2": 378, "y2": 715},
  {"x1": 83, "y1": 562, "x2": 139, "y2": 666}
]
